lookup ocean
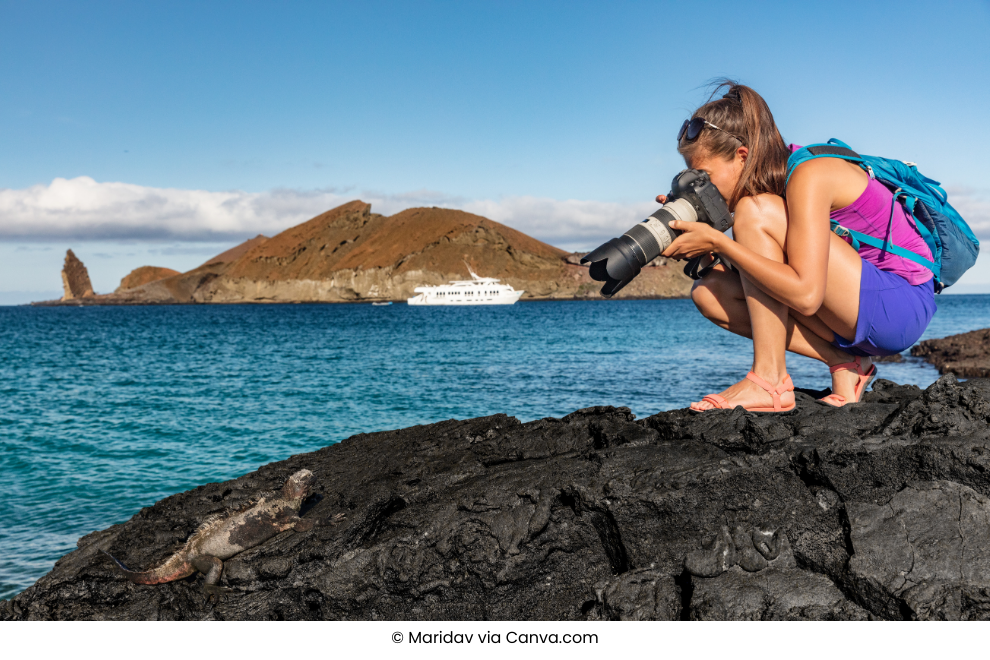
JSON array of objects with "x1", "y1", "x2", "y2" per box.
[{"x1": 3, "y1": 296, "x2": 990, "y2": 599}]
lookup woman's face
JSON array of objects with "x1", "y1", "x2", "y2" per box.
[{"x1": 686, "y1": 146, "x2": 748, "y2": 203}]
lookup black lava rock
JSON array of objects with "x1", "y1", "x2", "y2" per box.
[
  {"x1": 912, "y1": 329, "x2": 990, "y2": 377},
  {"x1": 6, "y1": 375, "x2": 990, "y2": 621}
]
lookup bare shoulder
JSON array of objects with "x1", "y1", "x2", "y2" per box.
[{"x1": 734, "y1": 193, "x2": 786, "y2": 221}]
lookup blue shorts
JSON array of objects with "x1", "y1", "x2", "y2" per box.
[{"x1": 831, "y1": 260, "x2": 937, "y2": 357}]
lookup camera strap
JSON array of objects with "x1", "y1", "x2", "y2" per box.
[{"x1": 684, "y1": 253, "x2": 723, "y2": 280}]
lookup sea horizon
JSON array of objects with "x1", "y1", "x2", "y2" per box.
[{"x1": 7, "y1": 289, "x2": 990, "y2": 308}]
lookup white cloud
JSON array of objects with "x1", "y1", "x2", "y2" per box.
[
  {"x1": 0, "y1": 177, "x2": 652, "y2": 252},
  {"x1": 0, "y1": 177, "x2": 350, "y2": 242},
  {"x1": 462, "y1": 197, "x2": 655, "y2": 252},
  {"x1": 6, "y1": 177, "x2": 983, "y2": 256}
]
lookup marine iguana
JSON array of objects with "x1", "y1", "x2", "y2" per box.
[{"x1": 104, "y1": 468, "x2": 341, "y2": 598}]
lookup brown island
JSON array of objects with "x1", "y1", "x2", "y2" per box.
[{"x1": 41, "y1": 200, "x2": 692, "y2": 306}]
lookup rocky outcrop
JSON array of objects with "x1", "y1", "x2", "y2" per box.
[
  {"x1": 60, "y1": 249, "x2": 95, "y2": 300},
  {"x1": 7, "y1": 375, "x2": 990, "y2": 621},
  {"x1": 35, "y1": 201, "x2": 692, "y2": 305},
  {"x1": 115, "y1": 266, "x2": 181, "y2": 293},
  {"x1": 912, "y1": 329, "x2": 990, "y2": 377}
]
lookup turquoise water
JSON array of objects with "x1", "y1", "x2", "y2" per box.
[{"x1": 3, "y1": 296, "x2": 990, "y2": 599}]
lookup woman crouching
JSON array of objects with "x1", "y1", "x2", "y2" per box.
[{"x1": 661, "y1": 81, "x2": 936, "y2": 411}]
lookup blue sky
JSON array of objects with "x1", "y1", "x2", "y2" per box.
[{"x1": 1, "y1": 0, "x2": 989, "y2": 301}]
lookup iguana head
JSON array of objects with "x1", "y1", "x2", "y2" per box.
[{"x1": 282, "y1": 469, "x2": 315, "y2": 500}]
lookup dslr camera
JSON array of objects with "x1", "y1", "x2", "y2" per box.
[{"x1": 581, "y1": 169, "x2": 733, "y2": 296}]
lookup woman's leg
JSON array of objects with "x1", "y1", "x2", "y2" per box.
[
  {"x1": 689, "y1": 195, "x2": 871, "y2": 410},
  {"x1": 689, "y1": 195, "x2": 792, "y2": 410},
  {"x1": 692, "y1": 267, "x2": 853, "y2": 364}
]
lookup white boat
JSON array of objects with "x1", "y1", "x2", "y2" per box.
[{"x1": 407, "y1": 266, "x2": 524, "y2": 306}]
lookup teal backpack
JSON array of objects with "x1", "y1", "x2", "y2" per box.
[{"x1": 786, "y1": 139, "x2": 979, "y2": 292}]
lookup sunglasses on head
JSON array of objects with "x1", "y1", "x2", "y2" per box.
[{"x1": 677, "y1": 117, "x2": 745, "y2": 144}]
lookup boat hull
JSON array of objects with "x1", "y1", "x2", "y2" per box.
[{"x1": 407, "y1": 290, "x2": 524, "y2": 306}]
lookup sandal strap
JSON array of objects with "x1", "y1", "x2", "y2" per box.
[
  {"x1": 829, "y1": 356, "x2": 865, "y2": 375},
  {"x1": 823, "y1": 357, "x2": 877, "y2": 407},
  {"x1": 701, "y1": 394, "x2": 730, "y2": 410},
  {"x1": 821, "y1": 393, "x2": 847, "y2": 406},
  {"x1": 745, "y1": 372, "x2": 794, "y2": 412}
]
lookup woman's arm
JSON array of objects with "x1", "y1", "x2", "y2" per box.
[{"x1": 662, "y1": 159, "x2": 860, "y2": 316}]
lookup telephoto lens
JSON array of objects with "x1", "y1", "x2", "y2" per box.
[
  {"x1": 581, "y1": 200, "x2": 698, "y2": 297},
  {"x1": 581, "y1": 169, "x2": 732, "y2": 297}
]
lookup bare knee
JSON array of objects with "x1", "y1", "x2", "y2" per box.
[
  {"x1": 690, "y1": 263, "x2": 749, "y2": 329},
  {"x1": 691, "y1": 277, "x2": 728, "y2": 325}
]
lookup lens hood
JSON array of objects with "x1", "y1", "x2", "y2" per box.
[{"x1": 580, "y1": 237, "x2": 643, "y2": 297}]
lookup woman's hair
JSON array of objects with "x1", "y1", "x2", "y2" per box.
[{"x1": 677, "y1": 80, "x2": 790, "y2": 209}]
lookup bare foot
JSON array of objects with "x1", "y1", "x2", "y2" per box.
[
  {"x1": 691, "y1": 373, "x2": 794, "y2": 412},
  {"x1": 826, "y1": 356, "x2": 874, "y2": 405}
]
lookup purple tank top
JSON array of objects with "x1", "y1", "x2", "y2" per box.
[{"x1": 788, "y1": 144, "x2": 933, "y2": 286}]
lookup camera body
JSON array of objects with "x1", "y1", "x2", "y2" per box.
[{"x1": 580, "y1": 169, "x2": 733, "y2": 297}]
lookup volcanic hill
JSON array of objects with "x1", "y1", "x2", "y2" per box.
[
  {"x1": 39, "y1": 201, "x2": 692, "y2": 304},
  {"x1": 115, "y1": 266, "x2": 181, "y2": 293},
  {"x1": 199, "y1": 234, "x2": 269, "y2": 268}
]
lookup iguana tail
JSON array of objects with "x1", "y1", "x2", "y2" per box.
[{"x1": 102, "y1": 550, "x2": 195, "y2": 585}]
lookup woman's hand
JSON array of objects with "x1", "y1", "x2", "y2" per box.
[
  {"x1": 661, "y1": 220, "x2": 728, "y2": 260},
  {"x1": 655, "y1": 192, "x2": 727, "y2": 260}
]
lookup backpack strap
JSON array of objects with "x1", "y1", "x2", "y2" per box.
[
  {"x1": 786, "y1": 139, "x2": 869, "y2": 187},
  {"x1": 832, "y1": 224, "x2": 939, "y2": 274},
  {"x1": 786, "y1": 139, "x2": 941, "y2": 279}
]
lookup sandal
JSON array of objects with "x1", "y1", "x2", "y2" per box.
[
  {"x1": 693, "y1": 372, "x2": 796, "y2": 413},
  {"x1": 819, "y1": 356, "x2": 876, "y2": 407}
]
